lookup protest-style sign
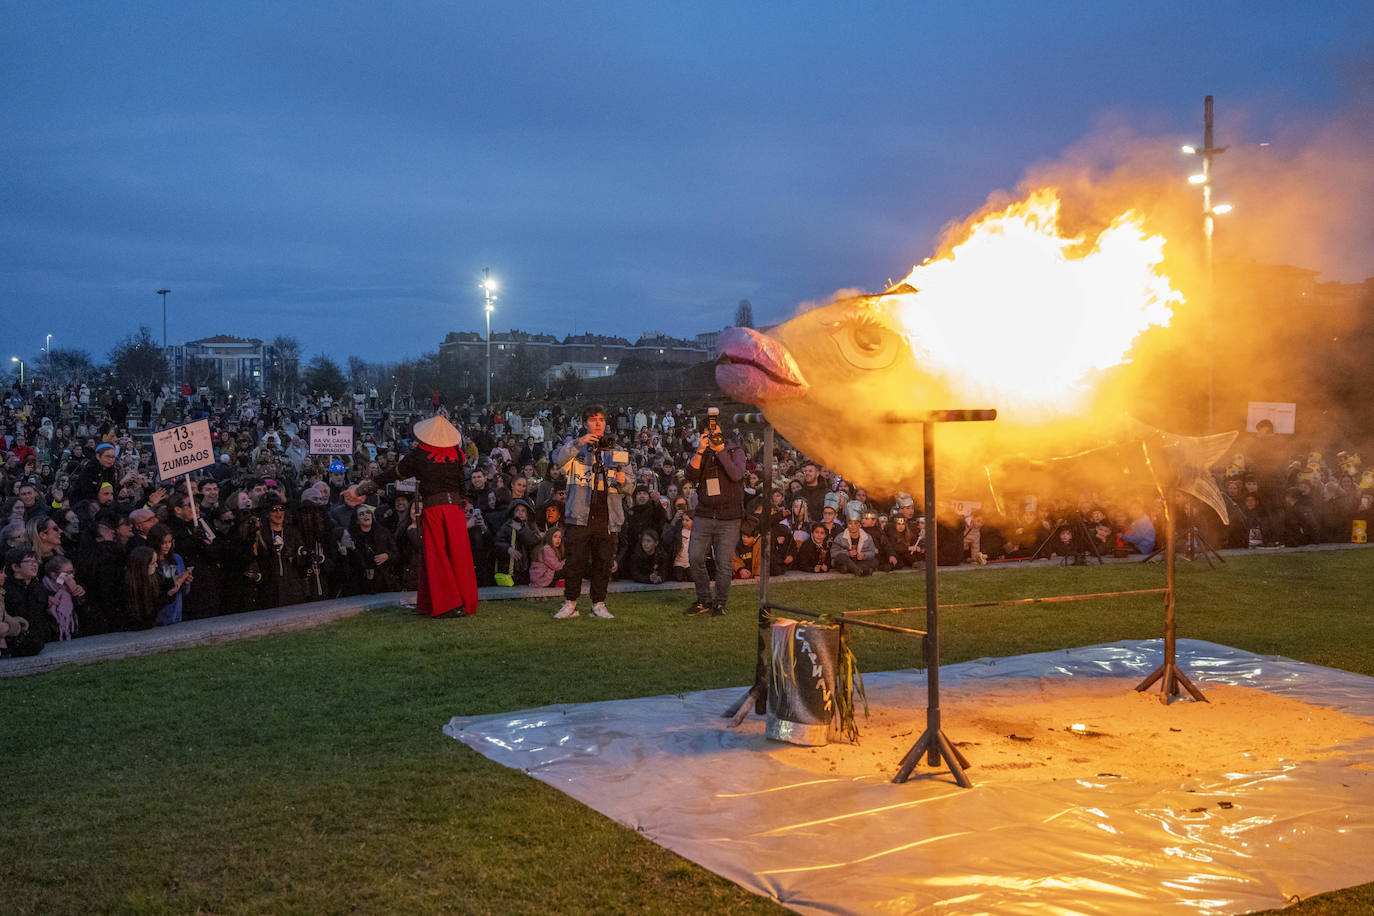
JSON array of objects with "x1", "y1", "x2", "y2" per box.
[
  {"x1": 152, "y1": 419, "x2": 216, "y2": 482},
  {"x1": 950, "y1": 498, "x2": 983, "y2": 518},
  {"x1": 309, "y1": 424, "x2": 355, "y2": 455},
  {"x1": 1246, "y1": 401, "x2": 1296, "y2": 434}
]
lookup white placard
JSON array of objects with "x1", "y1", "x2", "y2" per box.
[
  {"x1": 1246, "y1": 402, "x2": 1296, "y2": 434},
  {"x1": 152, "y1": 419, "x2": 216, "y2": 481},
  {"x1": 950, "y1": 498, "x2": 982, "y2": 518},
  {"x1": 309, "y1": 424, "x2": 355, "y2": 455}
]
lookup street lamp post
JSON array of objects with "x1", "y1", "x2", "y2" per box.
[
  {"x1": 1183, "y1": 95, "x2": 1228, "y2": 434},
  {"x1": 10, "y1": 357, "x2": 23, "y2": 387},
  {"x1": 45, "y1": 333, "x2": 53, "y2": 375},
  {"x1": 482, "y1": 268, "x2": 497, "y2": 405},
  {"x1": 156, "y1": 288, "x2": 171, "y2": 349}
]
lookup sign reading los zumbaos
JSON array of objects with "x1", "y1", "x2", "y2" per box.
[{"x1": 152, "y1": 419, "x2": 216, "y2": 481}]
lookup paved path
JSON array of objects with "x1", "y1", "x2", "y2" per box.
[{"x1": 2, "y1": 542, "x2": 1365, "y2": 678}]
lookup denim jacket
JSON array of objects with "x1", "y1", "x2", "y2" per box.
[{"x1": 553, "y1": 438, "x2": 628, "y2": 531}]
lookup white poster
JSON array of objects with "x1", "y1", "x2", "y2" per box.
[
  {"x1": 152, "y1": 419, "x2": 216, "y2": 481},
  {"x1": 1246, "y1": 402, "x2": 1296, "y2": 434},
  {"x1": 309, "y1": 424, "x2": 355, "y2": 455}
]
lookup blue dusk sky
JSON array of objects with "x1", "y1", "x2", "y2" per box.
[{"x1": 2, "y1": 2, "x2": 1371, "y2": 365}]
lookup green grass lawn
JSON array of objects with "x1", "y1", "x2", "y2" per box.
[{"x1": 3, "y1": 550, "x2": 1372, "y2": 915}]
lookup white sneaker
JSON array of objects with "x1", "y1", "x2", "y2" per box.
[
  {"x1": 590, "y1": 602, "x2": 614, "y2": 619},
  {"x1": 554, "y1": 601, "x2": 579, "y2": 619}
]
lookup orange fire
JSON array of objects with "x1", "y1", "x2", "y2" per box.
[{"x1": 887, "y1": 189, "x2": 1181, "y2": 418}]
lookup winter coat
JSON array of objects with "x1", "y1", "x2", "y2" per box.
[
  {"x1": 493, "y1": 509, "x2": 542, "y2": 576},
  {"x1": 529, "y1": 544, "x2": 565, "y2": 588},
  {"x1": 621, "y1": 536, "x2": 667, "y2": 584},
  {"x1": 685, "y1": 440, "x2": 747, "y2": 521},
  {"x1": 795, "y1": 538, "x2": 830, "y2": 573},
  {"x1": 829, "y1": 528, "x2": 876, "y2": 564},
  {"x1": 553, "y1": 438, "x2": 629, "y2": 531},
  {"x1": 349, "y1": 522, "x2": 399, "y2": 593}
]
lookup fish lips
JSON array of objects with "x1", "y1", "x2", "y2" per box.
[{"x1": 715, "y1": 326, "x2": 808, "y2": 403}]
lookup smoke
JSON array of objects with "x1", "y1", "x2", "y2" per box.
[
  {"x1": 791, "y1": 287, "x2": 865, "y2": 318},
  {"x1": 965, "y1": 98, "x2": 1374, "y2": 453},
  {"x1": 739, "y1": 87, "x2": 1373, "y2": 509}
]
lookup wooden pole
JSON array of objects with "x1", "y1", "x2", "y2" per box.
[
  {"x1": 186, "y1": 475, "x2": 198, "y2": 526},
  {"x1": 1134, "y1": 491, "x2": 1208, "y2": 703}
]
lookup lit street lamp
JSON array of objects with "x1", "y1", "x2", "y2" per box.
[
  {"x1": 1182, "y1": 95, "x2": 1229, "y2": 433},
  {"x1": 482, "y1": 268, "x2": 498, "y2": 405},
  {"x1": 10, "y1": 356, "x2": 23, "y2": 386}
]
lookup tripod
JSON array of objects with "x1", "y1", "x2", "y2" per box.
[
  {"x1": 1143, "y1": 498, "x2": 1223, "y2": 568},
  {"x1": 1029, "y1": 511, "x2": 1105, "y2": 565}
]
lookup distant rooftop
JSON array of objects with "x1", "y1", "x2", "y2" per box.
[{"x1": 188, "y1": 334, "x2": 264, "y2": 346}]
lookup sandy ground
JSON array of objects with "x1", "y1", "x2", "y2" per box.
[{"x1": 764, "y1": 677, "x2": 1374, "y2": 783}]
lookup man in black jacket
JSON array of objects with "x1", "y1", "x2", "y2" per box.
[
  {"x1": 684, "y1": 408, "x2": 746, "y2": 616},
  {"x1": 167, "y1": 490, "x2": 221, "y2": 618}
]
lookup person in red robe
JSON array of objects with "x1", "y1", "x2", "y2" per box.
[{"x1": 353, "y1": 415, "x2": 478, "y2": 618}]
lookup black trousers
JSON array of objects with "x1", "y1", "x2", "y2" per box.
[{"x1": 563, "y1": 523, "x2": 617, "y2": 603}]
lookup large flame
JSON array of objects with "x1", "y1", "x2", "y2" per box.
[{"x1": 889, "y1": 189, "x2": 1181, "y2": 417}]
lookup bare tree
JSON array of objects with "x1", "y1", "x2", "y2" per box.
[
  {"x1": 43, "y1": 348, "x2": 98, "y2": 389},
  {"x1": 109, "y1": 325, "x2": 169, "y2": 393},
  {"x1": 184, "y1": 356, "x2": 221, "y2": 392},
  {"x1": 270, "y1": 336, "x2": 302, "y2": 401}
]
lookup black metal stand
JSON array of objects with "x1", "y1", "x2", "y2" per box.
[
  {"x1": 891, "y1": 419, "x2": 969, "y2": 785},
  {"x1": 889, "y1": 411, "x2": 995, "y2": 787},
  {"x1": 1029, "y1": 511, "x2": 1105, "y2": 565},
  {"x1": 1142, "y1": 498, "x2": 1224, "y2": 568}
]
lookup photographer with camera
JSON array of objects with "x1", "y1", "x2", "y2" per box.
[
  {"x1": 684, "y1": 407, "x2": 746, "y2": 616},
  {"x1": 552, "y1": 404, "x2": 629, "y2": 619}
]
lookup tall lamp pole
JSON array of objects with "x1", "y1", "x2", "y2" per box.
[
  {"x1": 10, "y1": 357, "x2": 23, "y2": 387},
  {"x1": 1183, "y1": 96, "x2": 1229, "y2": 433},
  {"x1": 482, "y1": 268, "x2": 497, "y2": 405},
  {"x1": 156, "y1": 288, "x2": 172, "y2": 349},
  {"x1": 44, "y1": 334, "x2": 53, "y2": 375}
]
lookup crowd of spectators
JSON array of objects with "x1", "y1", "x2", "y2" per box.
[{"x1": 2, "y1": 378, "x2": 1370, "y2": 657}]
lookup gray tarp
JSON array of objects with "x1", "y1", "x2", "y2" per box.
[{"x1": 444, "y1": 640, "x2": 1374, "y2": 914}]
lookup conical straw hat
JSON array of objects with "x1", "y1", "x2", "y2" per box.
[{"x1": 413, "y1": 415, "x2": 462, "y2": 448}]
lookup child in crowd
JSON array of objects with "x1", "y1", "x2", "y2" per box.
[
  {"x1": 529, "y1": 527, "x2": 566, "y2": 588},
  {"x1": 731, "y1": 519, "x2": 761, "y2": 580},
  {"x1": 795, "y1": 523, "x2": 831, "y2": 573},
  {"x1": 41, "y1": 555, "x2": 84, "y2": 640},
  {"x1": 623, "y1": 529, "x2": 667, "y2": 584}
]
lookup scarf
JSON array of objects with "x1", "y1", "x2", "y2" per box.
[{"x1": 419, "y1": 443, "x2": 463, "y2": 464}]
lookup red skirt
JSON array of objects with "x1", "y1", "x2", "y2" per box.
[{"x1": 416, "y1": 504, "x2": 479, "y2": 617}]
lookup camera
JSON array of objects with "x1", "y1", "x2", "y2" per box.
[{"x1": 587, "y1": 433, "x2": 628, "y2": 469}]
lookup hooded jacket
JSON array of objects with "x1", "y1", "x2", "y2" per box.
[{"x1": 494, "y1": 498, "x2": 542, "y2": 571}]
